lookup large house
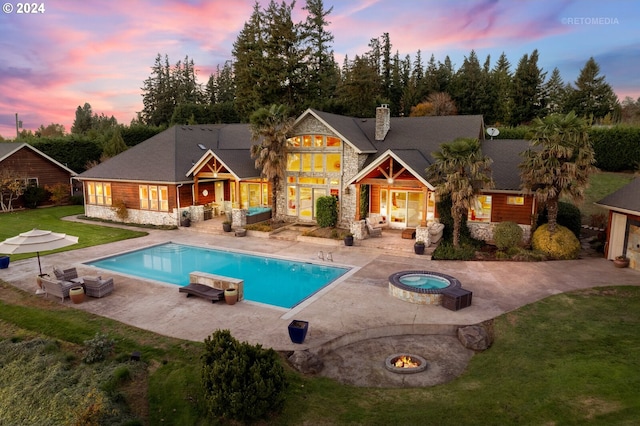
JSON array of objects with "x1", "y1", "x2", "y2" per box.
[
  {"x1": 0, "y1": 142, "x2": 77, "y2": 208},
  {"x1": 595, "y1": 177, "x2": 640, "y2": 270},
  {"x1": 77, "y1": 106, "x2": 536, "y2": 241}
]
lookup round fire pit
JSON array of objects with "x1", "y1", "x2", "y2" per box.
[{"x1": 384, "y1": 353, "x2": 428, "y2": 374}]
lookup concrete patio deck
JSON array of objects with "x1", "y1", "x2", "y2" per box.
[{"x1": 2, "y1": 218, "x2": 638, "y2": 366}]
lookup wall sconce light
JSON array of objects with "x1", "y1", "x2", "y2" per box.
[
  {"x1": 344, "y1": 186, "x2": 350, "y2": 195},
  {"x1": 387, "y1": 177, "x2": 394, "y2": 185},
  {"x1": 213, "y1": 172, "x2": 218, "y2": 178}
]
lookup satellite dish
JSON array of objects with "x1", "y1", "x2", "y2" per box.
[{"x1": 486, "y1": 127, "x2": 500, "y2": 139}]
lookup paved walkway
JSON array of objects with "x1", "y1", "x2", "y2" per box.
[{"x1": 2, "y1": 219, "x2": 638, "y2": 386}]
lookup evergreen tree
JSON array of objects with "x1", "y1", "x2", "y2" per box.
[
  {"x1": 510, "y1": 49, "x2": 546, "y2": 125},
  {"x1": 301, "y1": 0, "x2": 339, "y2": 108},
  {"x1": 436, "y1": 56, "x2": 455, "y2": 95},
  {"x1": 232, "y1": 3, "x2": 265, "y2": 120},
  {"x1": 337, "y1": 54, "x2": 380, "y2": 117},
  {"x1": 102, "y1": 128, "x2": 128, "y2": 158},
  {"x1": 488, "y1": 52, "x2": 512, "y2": 125},
  {"x1": 71, "y1": 103, "x2": 94, "y2": 134},
  {"x1": 544, "y1": 67, "x2": 566, "y2": 115},
  {"x1": 141, "y1": 54, "x2": 175, "y2": 126},
  {"x1": 564, "y1": 57, "x2": 619, "y2": 121},
  {"x1": 452, "y1": 50, "x2": 484, "y2": 115}
]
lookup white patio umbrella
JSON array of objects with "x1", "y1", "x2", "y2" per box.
[{"x1": 0, "y1": 229, "x2": 79, "y2": 276}]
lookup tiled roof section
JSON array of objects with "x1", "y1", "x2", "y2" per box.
[
  {"x1": 596, "y1": 177, "x2": 640, "y2": 213},
  {"x1": 480, "y1": 139, "x2": 532, "y2": 191},
  {"x1": 79, "y1": 125, "x2": 259, "y2": 182}
]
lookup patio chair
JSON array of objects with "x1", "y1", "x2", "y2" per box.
[
  {"x1": 365, "y1": 219, "x2": 382, "y2": 237},
  {"x1": 53, "y1": 266, "x2": 79, "y2": 281},
  {"x1": 83, "y1": 276, "x2": 115, "y2": 298},
  {"x1": 40, "y1": 275, "x2": 76, "y2": 302}
]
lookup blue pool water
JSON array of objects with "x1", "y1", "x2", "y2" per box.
[
  {"x1": 87, "y1": 243, "x2": 349, "y2": 308},
  {"x1": 399, "y1": 274, "x2": 449, "y2": 289}
]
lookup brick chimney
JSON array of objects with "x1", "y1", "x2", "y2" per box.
[{"x1": 375, "y1": 104, "x2": 390, "y2": 141}]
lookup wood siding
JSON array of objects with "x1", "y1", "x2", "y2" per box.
[
  {"x1": 489, "y1": 193, "x2": 534, "y2": 225},
  {"x1": 2, "y1": 147, "x2": 73, "y2": 186},
  {"x1": 84, "y1": 180, "x2": 183, "y2": 211}
]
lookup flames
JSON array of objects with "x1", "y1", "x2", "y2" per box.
[{"x1": 394, "y1": 355, "x2": 419, "y2": 368}]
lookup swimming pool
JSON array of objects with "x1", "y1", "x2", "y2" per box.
[{"x1": 86, "y1": 243, "x2": 349, "y2": 308}]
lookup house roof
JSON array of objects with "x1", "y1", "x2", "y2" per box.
[
  {"x1": 480, "y1": 139, "x2": 531, "y2": 191},
  {"x1": 595, "y1": 177, "x2": 640, "y2": 215},
  {"x1": 0, "y1": 142, "x2": 77, "y2": 175},
  {"x1": 78, "y1": 125, "x2": 260, "y2": 182}
]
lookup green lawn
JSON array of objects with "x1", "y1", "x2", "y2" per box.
[
  {"x1": 0, "y1": 206, "x2": 147, "y2": 261},
  {"x1": 1, "y1": 284, "x2": 638, "y2": 425},
  {"x1": 580, "y1": 171, "x2": 635, "y2": 222}
]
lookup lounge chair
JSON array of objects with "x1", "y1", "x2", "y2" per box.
[
  {"x1": 179, "y1": 283, "x2": 225, "y2": 303},
  {"x1": 40, "y1": 275, "x2": 76, "y2": 302},
  {"x1": 365, "y1": 218, "x2": 382, "y2": 237},
  {"x1": 83, "y1": 276, "x2": 115, "y2": 298}
]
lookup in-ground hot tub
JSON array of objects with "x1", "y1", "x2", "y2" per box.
[{"x1": 388, "y1": 270, "x2": 461, "y2": 304}]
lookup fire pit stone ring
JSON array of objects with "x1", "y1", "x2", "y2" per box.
[{"x1": 384, "y1": 353, "x2": 428, "y2": 374}]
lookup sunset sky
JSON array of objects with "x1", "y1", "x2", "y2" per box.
[{"x1": 1, "y1": 0, "x2": 638, "y2": 139}]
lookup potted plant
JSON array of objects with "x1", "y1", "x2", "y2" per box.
[
  {"x1": 614, "y1": 255, "x2": 630, "y2": 268},
  {"x1": 414, "y1": 240, "x2": 426, "y2": 255},
  {"x1": 344, "y1": 233, "x2": 354, "y2": 246},
  {"x1": 180, "y1": 210, "x2": 191, "y2": 227},
  {"x1": 288, "y1": 320, "x2": 309, "y2": 344},
  {"x1": 222, "y1": 220, "x2": 232, "y2": 232}
]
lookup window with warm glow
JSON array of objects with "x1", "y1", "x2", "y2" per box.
[
  {"x1": 469, "y1": 195, "x2": 492, "y2": 222},
  {"x1": 301, "y1": 153, "x2": 312, "y2": 172},
  {"x1": 286, "y1": 153, "x2": 300, "y2": 171},
  {"x1": 507, "y1": 196, "x2": 525, "y2": 205},
  {"x1": 139, "y1": 185, "x2": 168, "y2": 211},
  {"x1": 287, "y1": 186, "x2": 297, "y2": 215},
  {"x1": 326, "y1": 153, "x2": 341, "y2": 172},
  {"x1": 326, "y1": 136, "x2": 341, "y2": 147},
  {"x1": 287, "y1": 136, "x2": 301, "y2": 147},
  {"x1": 87, "y1": 182, "x2": 112, "y2": 205}
]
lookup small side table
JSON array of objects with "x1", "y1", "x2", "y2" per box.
[{"x1": 442, "y1": 288, "x2": 473, "y2": 311}]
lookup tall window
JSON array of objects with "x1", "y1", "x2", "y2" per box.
[
  {"x1": 87, "y1": 182, "x2": 112, "y2": 205},
  {"x1": 139, "y1": 185, "x2": 168, "y2": 211},
  {"x1": 469, "y1": 195, "x2": 492, "y2": 222}
]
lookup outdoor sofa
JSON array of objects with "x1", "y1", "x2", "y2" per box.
[{"x1": 40, "y1": 275, "x2": 76, "y2": 302}]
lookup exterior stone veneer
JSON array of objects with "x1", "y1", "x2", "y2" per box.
[
  {"x1": 388, "y1": 284, "x2": 443, "y2": 305},
  {"x1": 276, "y1": 114, "x2": 361, "y2": 228},
  {"x1": 467, "y1": 222, "x2": 532, "y2": 245},
  {"x1": 85, "y1": 204, "x2": 178, "y2": 227}
]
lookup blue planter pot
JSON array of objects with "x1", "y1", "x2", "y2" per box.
[
  {"x1": 0, "y1": 256, "x2": 9, "y2": 269},
  {"x1": 288, "y1": 320, "x2": 309, "y2": 344}
]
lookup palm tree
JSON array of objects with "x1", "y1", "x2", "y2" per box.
[
  {"x1": 427, "y1": 138, "x2": 493, "y2": 247},
  {"x1": 249, "y1": 104, "x2": 295, "y2": 218},
  {"x1": 519, "y1": 111, "x2": 596, "y2": 234}
]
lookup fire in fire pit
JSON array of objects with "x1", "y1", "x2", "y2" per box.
[{"x1": 385, "y1": 353, "x2": 428, "y2": 374}]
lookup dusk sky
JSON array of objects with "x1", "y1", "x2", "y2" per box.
[{"x1": 1, "y1": 0, "x2": 639, "y2": 139}]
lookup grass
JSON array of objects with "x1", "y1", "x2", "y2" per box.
[
  {"x1": 0, "y1": 205, "x2": 147, "y2": 261},
  {"x1": 579, "y1": 171, "x2": 635, "y2": 222},
  {"x1": 1, "y1": 284, "x2": 639, "y2": 424}
]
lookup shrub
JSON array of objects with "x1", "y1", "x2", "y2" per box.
[
  {"x1": 493, "y1": 221, "x2": 523, "y2": 251},
  {"x1": 432, "y1": 242, "x2": 477, "y2": 260},
  {"x1": 111, "y1": 199, "x2": 128, "y2": 222},
  {"x1": 44, "y1": 183, "x2": 70, "y2": 205},
  {"x1": 537, "y1": 201, "x2": 582, "y2": 239},
  {"x1": 316, "y1": 195, "x2": 337, "y2": 227},
  {"x1": 22, "y1": 185, "x2": 48, "y2": 208},
  {"x1": 82, "y1": 332, "x2": 115, "y2": 364},
  {"x1": 201, "y1": 330, "x2": 288, "y2": 423},
  {"x1": 531, "y1": 224, "x2": 581, "y2": 260}
]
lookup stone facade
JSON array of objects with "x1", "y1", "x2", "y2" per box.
[
  {"x1": 276, "y1": 114, "x2": 361, "y2": 229},
  {"x1": 467, "y1": 222, "x2": 532, "y2": 245},
  {"x1": 85, "y1": 204, "x2": 177, "y2": 227}
]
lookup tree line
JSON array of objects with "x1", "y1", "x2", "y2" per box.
[{"x1": 139, "y1": 0, "x2": 626, "y2": 128}]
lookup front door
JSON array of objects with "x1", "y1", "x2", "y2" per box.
[
  {"x1": 627, "y1": 221, "x2": 640, "y2": 270},
  {"x1": 299, "y1": 187, "x2": 327, "y2": 220}
]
